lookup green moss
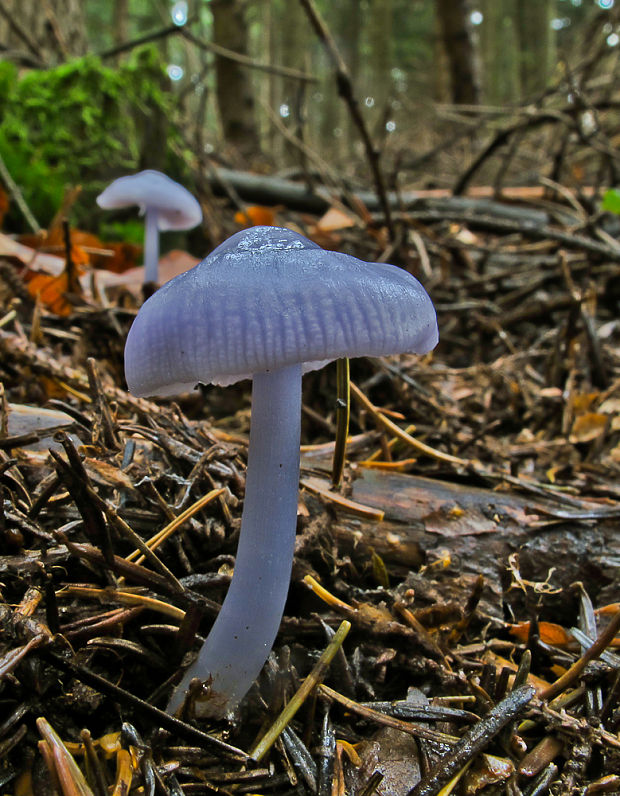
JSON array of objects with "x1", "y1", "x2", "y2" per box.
[{"x1": 0, "y1": 47, "x2": 182, "y2": 231}]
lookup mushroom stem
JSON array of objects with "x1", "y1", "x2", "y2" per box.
[
  {"x1": 143, "y1": 208, "x2": 160, "y2": 284},
  {"x1": 167, "y1": 363, "x2": 302, "y2": 717}
]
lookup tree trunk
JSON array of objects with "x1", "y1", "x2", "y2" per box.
[
  {"x1": 515, "y1": 0, "x2": 555, "y2": 98},
  {"x1": 435, "y1": 0, "x2": 481, "y2": 105},
  {"x1": 211, "y1": 0, "x2": 260, "y2": 161},
  {"x1": 368, "y1": 0, "x2": 393, "y2": 107},
  {"x1": 113, "y1": 0, "x2": 129, "y2": 48},
  {"x1": 279, "y1": 0, "x2": 310, "y2": 167},
  {"x1": 480, "y1": 0, "x2": 520, "y2": 104}
]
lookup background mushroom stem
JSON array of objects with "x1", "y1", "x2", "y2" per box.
[
  {"x1": 167, "y1": 363, "x2": 302, "y2": 717},
  {"x1": 143, "y1": 208, "x2": 160, "y2": 284}
]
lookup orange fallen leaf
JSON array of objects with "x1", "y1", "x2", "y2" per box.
[
  {"x1": 483, "y1": 651, "x2": 551, "y2": 695},
  {"x1": 596, "y1": 603, "x2": 620, "y2": 616},
  {"x1": 570, "y1": 392, "x2": 600, "y2": 414},
  {"x1": 509, "y1": 621, "x2": 575, "y2": 648},
  {"x1": 91, "y1": 241, "x2": 142, "y2": 273},
  {"x1": 234, "y1": 205, "x2": 278, "y2": 227},
  {"x1": 24, "y1": 268, "x2": 84, "y2": 316},
  {"x1": 112, "y1": 748, "x2": 133, "y2": 796}
]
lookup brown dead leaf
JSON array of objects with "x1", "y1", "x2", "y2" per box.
[
  {"x1": 315, "y1": 206, "x2": 357, "y2": 232},
  {"x1": 483, "y1": 651, "x2": 551, "y2": 695},
  {"x1": 93, "y1": 249, "x2": 201, "y2": 297},
  {"x1": 345, "y1": 725, "x2": 421, "y2": 795},
  {"x1": 306, "y1": 227, "x2": 343, "y2": 251},
  {"x1": 83, "y1": 458, "x2": 134, "y2": 490},
  {"x1": 599, "y1": 397, "x2": 620, "y2": 414},
  {"x1": 569, "y1": 412, "x2": 608, "y2": 443},
  {"x1": 0, "y1": 231, "x2": 66, "y2": 273}
]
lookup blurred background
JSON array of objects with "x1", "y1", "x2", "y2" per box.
[{"x1": 0, "y1": 0, "x2": 618, "y2": 247}]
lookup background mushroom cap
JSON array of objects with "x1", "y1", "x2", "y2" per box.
[
  {"x1": 96, "y1": 170, "x2": 202, "y2": 231},
  {"x1": 125, "y1": 226, "x2": 438, "y2": 396}
]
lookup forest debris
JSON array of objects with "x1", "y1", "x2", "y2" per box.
[
  {"x1": 303, "y1": 574, "x2": 407, "y2": 638},
  {"x1": 301, "y1": 475, "x2": 385, "y2": 520},
  {"x1": 351, "y1": 468, "x2": 620, "y2": 527},
  {"x1": 202, "y1": 168, "x2": 580, "y2": 227},
  {"x1": 319, "y1": 685, "x2": 458, "y2": 746},
  {"x1": 39, "y1": 651, "x2": 248, "y2": 759},
  {"x1": 110, "y1": 748, "x2": 133, "y2": 796},
  {"x1": 463, "y1": 754, "x2": 515, "y2": 794},
  {"x1": 345, "y1": 725, "x2": 422, "y2": 796},
  {"x1": 0, "y1": 88, "x2": 619, "y2": 794},
  {"x1": 125, "y1": 487, "x2": 226, "y2": 565},
  {"x1": 407, "y1": 686, "x2": 535, "y2": 796},
  {"x1": 541, "y1": 609, "x2": 620, "y2": 701},
  {"x1": 56, "y1": 586, "x2": 185, "y2": 622},
  {"x1": 518, "y1": 735, "x2": 564, "y2": 777},
  {"x1": 350, "y1": 381, "x2": 469, "y2": 467},
  {"x1": 36, "y1": 716, "x2": 95, "y2": 796},
  {"x1": 509, "y1": 620, "x2": 577, "y2": 649},
  {"x1": 0, "y1": 633, "x2": 48, "y2": 677},
  {"x1": 233, "y1": 204, "x2": 278, "y2": 227},
  {"x1": 481, "y1": 652, "x2": 552, "y2": 696},
  {"x1": 0, "y1": 326, "x2": 169, "y2": 418},
  {"x1": 249, "y1": 620, "x2": 351, "y2": 761}
]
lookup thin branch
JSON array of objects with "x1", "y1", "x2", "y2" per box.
[
  {"x1": 0, "y1": 151, "x2": 41, "y2": 234},
  {"x1": 407, "y1": 686, "x2": 536, "y2": 796},
  {"x1": 97, "y1": 20, "x2": 191, "y2": 60},
  {"x1": 181, "y1": 29, "x2": 318, "y2": 83}
]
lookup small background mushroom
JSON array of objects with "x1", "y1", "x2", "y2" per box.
[{"x1": 96, "y1": 170, "x2": 202, "y2": 285}]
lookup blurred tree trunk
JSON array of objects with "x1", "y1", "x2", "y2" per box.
[
  {"x1": 436, "y1": 0, "x2": 481, "y2": 104},
  {"x1": 368, "y1": 0, "x2": 392, "y2": 104},
  {"x1": 0, "y1": 0, "x2": 87, "y2": 62},
  {"x1": 332, "y1": 0, "x2": 363, "y2": 161},
  {"x1": 211, "y1": 0, "x2": 260, "y2": 161},
  {"x1": 480, "y1": 0, "x2": 519, "y2": 104},
  {"x1": 280, "y1": 0, "x2": 310, "y2": 167},
  {"x1": 432, "y1": 4, "x2": 451, "y2": 102},
  {"x1": 340, "y1": 0, "x2": 362, "y2": 86},
  {"x1": 113, "y1": 0, "x2": 129, "y2": 48},
  {"x1": 264, "y1": 0, "x2": 280, "y2": 158},
  {"x1": 516, "y1": 0, "x2": 556, "y2": 98}
]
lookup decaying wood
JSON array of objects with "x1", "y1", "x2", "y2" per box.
[
  {"x1": 205, "y1": 166, "x2": 582, "y2": 227},
  {"x1": 331, "y1": 469, "x2": 620, "y2": 618}
]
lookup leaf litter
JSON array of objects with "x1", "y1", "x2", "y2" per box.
[{"x1": 0, "y1": 178, "x2": 619, "y2": 796}]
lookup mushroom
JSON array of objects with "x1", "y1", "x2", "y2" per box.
[
  {"x1": 124, "y1": 226, "x2": 438, "y2": 718},
  {"x1": 96, "y1": 170, "x2": 202, "y2": 284}
]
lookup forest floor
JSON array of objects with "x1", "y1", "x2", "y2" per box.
[{"x1": 0, "y1": 178, "x2": 619, "y2": 795}]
